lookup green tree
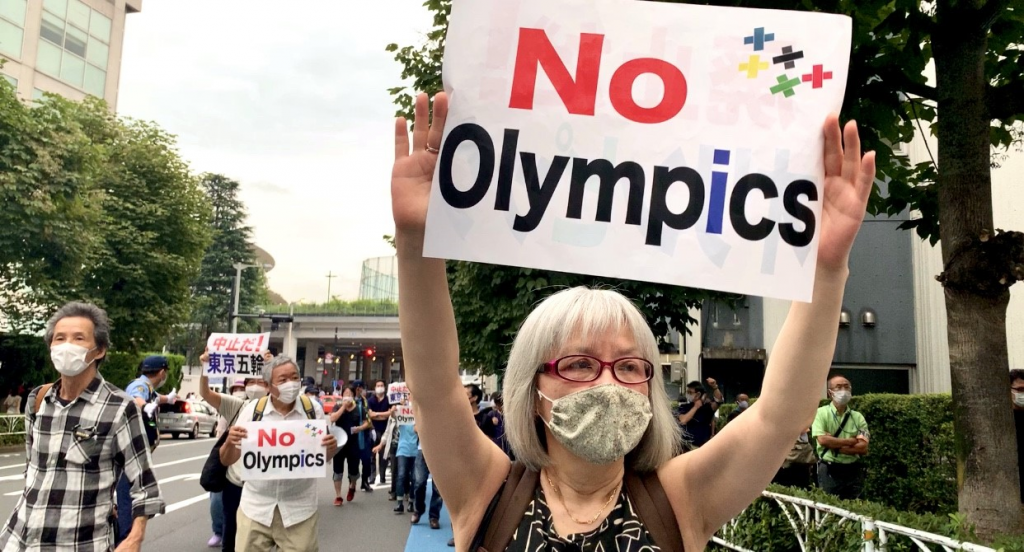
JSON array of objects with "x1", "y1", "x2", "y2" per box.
[
  {"x1": 0, "y1": 80, "x2": 102, "y2": 330},
  {"x1": 388, "y1": 0, "x2": 1024, "y2": 537},
  {"x1": 65, "y1": 96, "x2": 212, "y2": 352},
  {"x1": 175, "y1": 174, "x2": 268, "y2": 363}
]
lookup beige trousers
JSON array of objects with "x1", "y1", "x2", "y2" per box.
[{"x1": 235, "y1": 506, "x2": 319, "y2": 552}]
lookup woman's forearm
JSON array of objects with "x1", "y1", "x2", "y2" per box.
[{"x1": 757, "y1": 266, "x2": 848, "y2": 433}]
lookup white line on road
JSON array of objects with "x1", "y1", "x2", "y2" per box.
[
  {"x1": 163, "y1": 493, "x2": 209, "y2": 514},
  {"x1": 159, "y1": 473, "x2": 200, "y2": 484},
  {"x1": 0, "y1": 463, "x2": 22, "y2": 471},
  {"x1": 151, "y1": 454, "x2": 208, "y2": 470},
  {"x1": 155, "y1": 438, "x2": 215, "y2": 449}
]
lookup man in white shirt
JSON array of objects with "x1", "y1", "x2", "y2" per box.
[{"x1": 220, "y1": 355, "x2": 337, "y2": 552}]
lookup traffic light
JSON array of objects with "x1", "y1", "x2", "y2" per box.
[{"x1": 364, "y1": 347, "x2": 375, "y2": 357}]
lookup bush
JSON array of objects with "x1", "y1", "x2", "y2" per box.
[
  {"x1": 709, "y1": 485, "x2": 1015, "y2": 552},
  {"x1": 714, "y1": 393, "x2": 957, "y2": 514}
]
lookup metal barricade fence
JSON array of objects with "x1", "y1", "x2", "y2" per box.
[
  {"x1": 0, "y1": 415, "x2": 25, "y2": 437},
  {"x1": 712, "y1": 490, "x2": 996, "y2": 552}
]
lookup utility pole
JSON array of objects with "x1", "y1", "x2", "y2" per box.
[{"x1": 326, "y1": 271, "x2": 338, "y2": 303}]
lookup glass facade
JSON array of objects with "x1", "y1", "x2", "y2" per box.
[
  {"x1": 0, "y1": 0, "x2": 27, "y2": 59},
  {"x1": 358, "y1": 256, "x2": 398, "y2": 302},
  {"x1": 38, "y1": 0, "x2": 111, "y2": 97}
]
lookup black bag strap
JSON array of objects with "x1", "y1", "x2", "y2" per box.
[
  {"x1": 473, "y1": 462, "x2": 537, "y2": 552},
  {"x1": 624, "y1": 470, "x2": 684, "y2": 552}
]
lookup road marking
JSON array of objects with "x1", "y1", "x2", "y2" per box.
[
  {"x1": 151, "y1": 454, "x2": 208, "y2": 470},
  {"x1": 158, "y1": 472, "x2": 200, "y2": 485},
  {"x1": 0, "y1": 473, "x2": 26, "y2": 482},
  {"x1": 163, "y1": 493, "x2": 209, "y2": 514},
  {"x1": 155, "y1": 438, "x2": 215, "y2": 449},
  {"x1": 0, "y1": 463, "x2": 23, "y2": 471},
  {"x1": 3, "y1": 490, "x2": 20, "y2": 496}
]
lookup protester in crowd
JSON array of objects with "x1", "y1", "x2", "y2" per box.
[
  {"x1": 305, "y1": 384, "x2": 322, "y2": 405},
  {"x1": 199, "y1": 352, "x2": 271, "y2": 552},
  {"x1": 0, "y1": 302, "x2": 164, "y2": 551},
  {"x1": 485, "y1": 392, "x2": 512, "y2": 459},
  {"x1": 727, "y1": 394, "x2": 751, "y2": 423},
  {"x1": 367, "y1": 379, "x2": 393, "y2": 484},
  {"x1": 465, "y1": 384, "x2": 491, "y2": 428},
  {"x1": 372, "y1": 406, "x2": 402, "y2": 500},
  {"x1": 221, "y1": 355, "x2": 335, "y2": 551},
  {"x1": 812, "y1": 374, "x2": 870, "y2": 499},
  {"x1": 393, "y1": 414, "x2": 418, "y2": 515},
  {"x1": 330, "y1": 384, "x2": 372, "y2": 505},
  {"x1": 1010, "y1": 369, "x2": 1024, "y2": 504},
  {"x1": 677, "y1": 381, "x2": 716, "y2": 448},
  {"x1": 414, "y1": 432, "x2": 445, "y2": 529},
  {"x1": 2, "y1": 389, "x2": 21, "y2": 415},
  {"x1": 116, "y1": 355, "x2": 177, "y2": 545},
  {"x1": 391, "y1": 92, "x2": 874, "y2": 549},
  {"x1": 350, "y1": 379, "x2": 376, "y2": 492},
  {"x1": 772, "y1": 418, "x2": 816, "y2": 489}
]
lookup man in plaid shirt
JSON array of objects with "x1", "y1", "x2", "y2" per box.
[{"x1": 0, "y1": 302, "x2": 165, "y2": 552}]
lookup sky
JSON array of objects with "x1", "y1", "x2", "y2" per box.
[{"x1": 116, "y1": 0, "x2": 432, "y2": 304}]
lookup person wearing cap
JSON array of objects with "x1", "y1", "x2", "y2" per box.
[
  {"x1": 351, "y1": 380, "x2": 376, "y2": 492},
  {"x1": 115, "y1": 355, "x2": 177, "y2": 546},
  {"x1": 198, "y1": 349, "x2": 271, "y2": 551}
]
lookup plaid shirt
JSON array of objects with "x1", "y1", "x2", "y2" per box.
[{"x1": 0, "y1": 375, "x2": 165, "y2": 551}]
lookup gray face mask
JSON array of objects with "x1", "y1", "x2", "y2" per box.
[{"x1": 537, "y1": 384, "x2": 652, "y2": 465}]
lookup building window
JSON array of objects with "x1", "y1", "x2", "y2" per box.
[
  {"x1": 37, "y1": 0, "x2": 110, "y2": 97},
  {"x1": 0, "y1": 0, "x2": 27, "y2": 59},
  {"x1": 2, "y1": 74, "x2": 16, "y2": 88}
]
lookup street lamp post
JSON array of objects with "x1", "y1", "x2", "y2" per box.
[{"x1": 231, "y1": 262, "x2": 271, "y2": 332}]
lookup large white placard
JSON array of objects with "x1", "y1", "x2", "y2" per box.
[
  {"x1": 423, "y1": 0, "x2": 851, "y2": 302},
  {"x1": 240, "y1": 420, "x2": 328, "y2": 481}
]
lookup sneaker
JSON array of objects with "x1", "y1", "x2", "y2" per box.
[
  {"x1": 361, "y1": 482, "x2": 374, "y2": 492},
  {"x1": 410, "y1": 513, "x2": 421, "y2": 524},
  {"x1": 393, "y1": 503, "x2": 405, "y2": 514},
  {"x1": 388, "y1": 493, "x2": 397, "y2": 501},
  {"x1": 346, "y1": 488, "x2": 355, "y2": 502},
  {"x1": 429, "y1": 518, "x2": 440, "y2": 530},
  {"x1": 447, "y1": 538, "x2": 455, "y2": 547},
  {"x1": 206, "y1": 535, "x2": 222, "y2": 548},
  {"x1": 333, "y1": 497, "x2": 343, "y2": 507}
]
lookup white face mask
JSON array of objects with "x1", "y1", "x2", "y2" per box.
[
  {"x1": 50, "y1": 343, "x2": 95, "y2": 377},
  {"x1": 275, "y1": 381, "x2": 301, "y2": 404},
  {"x1": 375, "y1": 386, "x2": 386, "y2": 395},
  {"x1": 1013, "y1": 391, "x2": 1024, "y2": 408},
  {"x1": 232, "y1": 391, "x2": 247, "y2": 399},
  {"x1": 832, "y1": 390, "x2": 852, "y2": 406},
  {"x1": 245, "y1": 385, "x2": 268, "y2": 400}
]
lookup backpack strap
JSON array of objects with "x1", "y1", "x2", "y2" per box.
[
  {"x1": 624, "y1": 470, "x2": 684, "y2": 552},
  {"x1": 252, "y1": 396, "x2": 270, "y2": 422},
  {"x1": 32, "y1": 383, "x2": 54, "y2": 416},
  {"x1": 474, "y1": 462, "x2": 538, "y2": 552},
  {"x1": 299, "y1": 395, "x2": 316, "y2": 420}
]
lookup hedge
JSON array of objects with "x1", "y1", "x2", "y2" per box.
[
  {"x1": 716, "y1": 393, "x2": 958, "y2": 515},
  {"x1": 709, "y1": 485, "x2": 1024, "y2": 552}
]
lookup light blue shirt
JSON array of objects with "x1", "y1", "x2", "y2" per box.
[{"x1": 397, "y1": 425, "x2": 419, "y2": 457}]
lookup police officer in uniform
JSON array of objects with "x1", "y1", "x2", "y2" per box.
[{"x1": 115, "y1": 356, "x2": 177, "y2": 545}]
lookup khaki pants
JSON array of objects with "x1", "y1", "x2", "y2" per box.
[{"x1": 236, "y1": 507, "x2": 319, "y2": 552}]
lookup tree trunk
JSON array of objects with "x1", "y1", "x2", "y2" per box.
[{"x1": 933, "y1": 4, "x2": 1024, "y2": 539}]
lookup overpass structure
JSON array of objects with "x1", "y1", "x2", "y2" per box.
[{"x1": 257, "y1": 311, "x2": 401, "y2": 388}]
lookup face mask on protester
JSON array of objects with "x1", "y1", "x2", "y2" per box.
[
  {"x1": 737, "y1": 400, "x2": 750, "y2": 410},
  {"x1": 50, "y1": 343, "x2": 95, "y2": 377},
  {"x1": 245, "y1": 385, "x2": 268, "y2": 400},
  {"x1": 1013, "y1": 391, "x2": 1024, "y2": 408},
  {"x1": 832, "y1": 390, "x2": 852, "y2": 406},
  {"x1": 537, "y1": 384, "x2": 652, "y2": 465},
  {"x1": 685, "y1": 392, "x2": 696, "y2": 403},
  {"x1": 232, "y1": 390, "x2": 247, "y2": 399},
  {"x1": 342, "y1": 396, "x2": 354, "y2": 405},
  {"x1": 275, "y1": 381, "x2": 301, "y2": 404},
  {"x1": 375, "y1": 386, "x2": 386, "y2": 395}
]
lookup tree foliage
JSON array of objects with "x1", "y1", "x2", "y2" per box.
[{"x1": 0, "y1": 86, "x2": 211, "y2": 353}]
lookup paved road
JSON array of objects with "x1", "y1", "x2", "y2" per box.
[{"x1": 0, "y1": 436, "x2": 455, "y2": 551}]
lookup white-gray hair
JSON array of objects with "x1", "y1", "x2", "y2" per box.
[
  {"x1": 263, "y1": 355, "x2": 298, "y2": 383},
  {"x1": 503, "y1": 287, "x2": 681, "y2": 472}
]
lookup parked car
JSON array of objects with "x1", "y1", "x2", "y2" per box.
[
  {"x1": 158, "y1": 400, "x2": 217, "y2": 439},
  {"x1": 321, "y1": 395, "x2": 343, "y2": 414}
]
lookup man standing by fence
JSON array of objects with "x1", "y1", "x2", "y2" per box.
[{"x1": 812, "y1": 374, "x2": 870, "y2": 499}]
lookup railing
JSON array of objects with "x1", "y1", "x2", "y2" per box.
[
  {"x1": 713, "y1": 491, "x2": 995, "y2": 552},
  {"x1": 0, "y1": 415, "x2": 25, "y2": 437}
]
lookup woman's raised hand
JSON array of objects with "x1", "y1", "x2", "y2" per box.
[
  {"x1": 392, "y1": 93, "x2": 449, "y2": 238},
  {"x1": 817, "y1": 115, "x2": 876, "y2": 272}
]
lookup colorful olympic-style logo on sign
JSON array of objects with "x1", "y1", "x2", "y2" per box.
[{"x1": 739, "y1": 27, "x2": 833, "y2": 98}]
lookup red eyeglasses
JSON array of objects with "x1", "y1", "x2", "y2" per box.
[{"x1": 538, "y1": 355, "x2": 654, "y2": 385}]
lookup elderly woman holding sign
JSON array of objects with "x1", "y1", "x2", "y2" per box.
[{"x1": 392, "y1": 91, "x2": 874, "y2": 551}]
